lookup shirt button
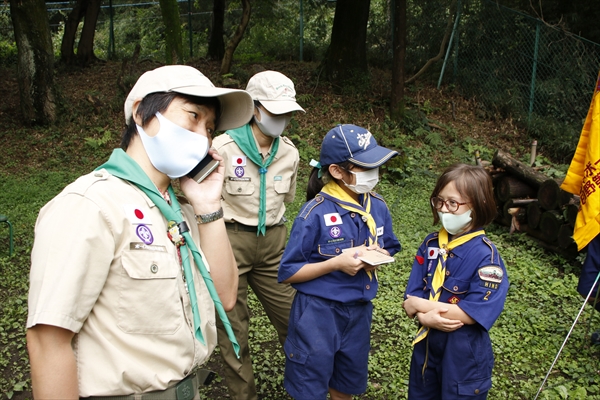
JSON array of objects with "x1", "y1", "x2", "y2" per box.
[
  {"x1": 474, "y1": 389, "x2": 480, "y2": 394},
  {"x1": 290, "y1": 353, "x2": 294, "y2": 358},
  {"x1": 237, "y1": 188, "x2": 242, "y2": 192},
  {"x1": 335, "y1": 248, "x2": 340, "y2": 253},
  {"x1": 449, "y1": 253, "x2": 455, "y2": 258},
  {"x1": 453, "y1": 286, "x2": 459, "y2": 291},
  {"x1": 366, "y1": 285, "x2": 371, "y2": 290},
  {"x1": 350, "y1": 213, "x2": 356, "y2": 218},
  {"x1": 150, "y1": 264, "x2": 159, "y2": 274}
]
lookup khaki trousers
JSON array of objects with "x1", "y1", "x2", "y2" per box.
[{"x1": 216, "y1": 223, "x2": 296, "y2": 400}]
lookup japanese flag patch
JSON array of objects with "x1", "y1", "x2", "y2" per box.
[
  {"x1": 124, "y1": 204, "x2": 152, "y2": 225},
  {"x1": 324, "y1": 213, "x2": 343, "y2": 226},
  {"x1": 427, "y1": 247, "x2": 439, "y2": 259},
  {"x1": 232, "y1": 156, "x2": 246, "y2": 167}
]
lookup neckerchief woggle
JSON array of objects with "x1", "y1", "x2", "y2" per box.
[
  {"x1": 227, "y1": 124, "x2": 279, "y2": 236},
  {"x1": 97, "y1": 149, "x2": 240, "y2": 358},
  {"x1": 320, "y1": 181, "x2": 378, "y2": 280}
]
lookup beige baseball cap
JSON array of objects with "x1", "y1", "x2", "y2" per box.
[
  {"x1": 246, "y1": 71, "x2": 305, "y2": 115},
  {"x1": 124, "y1": 65, "x2": 254, "y2": 131}
]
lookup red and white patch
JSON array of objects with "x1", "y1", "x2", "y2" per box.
[
  {"x1": 232, "y1": 156, "x2": 247, "y2": 167},
  {"x1": 447, "y1": 295, "x2": 460, "y2": 304},
  {"x1": 324, "y1": 213, "x2": 343, "y2": 226},
  {"x1": 124, "y1": 204, "x2": 152, "y2": 225},
  {"x1": 427, "y1": 247, "x2": 439, "y2": 259}
]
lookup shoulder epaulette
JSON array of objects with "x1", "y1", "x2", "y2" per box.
[
  {"x1": 281, "y1": 136, "x2": 297, "y2": 148},
  {"x1": 212, "y1": 133, "x2": 234, "y2": 149},
  {"x1": 425, "y1": 232, "x2": 439, "y2": 247},
  {"x1": 299, "y1": 195, "x2": 325, "y2": 220},
  {"x1": 482, "y1": 236, "x2": 498, "y2": 264}
]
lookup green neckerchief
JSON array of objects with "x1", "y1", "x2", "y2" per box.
[
  {"x1": 97, "y1": 149, "x2": 240, "y2": 358},
  {"x1": 227, "y1": 124, "x2": 280, "y2": 236}
]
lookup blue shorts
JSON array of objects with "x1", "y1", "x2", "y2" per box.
[
  {"x1": 577, "y1": 235, "x2": 600, "y2": 311},
  {"x1": 283, "y1": 292, "x2": 373, "y2": 399}
]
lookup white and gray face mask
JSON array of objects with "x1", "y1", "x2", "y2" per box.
[{"x1": 137, "y1": 112, "x2": 209, "y2": 179}]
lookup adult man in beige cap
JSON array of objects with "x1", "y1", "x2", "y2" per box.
[
  {"x1": 212, "y1": 70, "x2": 305, "y2": 399},
  {"x1": 26, "y1": 65, "x2": 253, "y2": 399}
]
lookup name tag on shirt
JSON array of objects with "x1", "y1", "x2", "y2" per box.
[{"x1": 376, "y1": 226, "x2": 384, "y2": 236}]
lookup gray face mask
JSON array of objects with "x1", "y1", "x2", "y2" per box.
[
  {"x1": 437, "y1": 209, "x2": 473, "y2": 235},
  {"x1": 254, "y1": 107, "x2": 292, "y2": 138}
]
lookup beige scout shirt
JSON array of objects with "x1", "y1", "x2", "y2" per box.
[
  {"x1": 27, "y1": 169, "x2": 217, "y2": 397},
  {"x1": 212, "y1": 130, "x2": 299, "y2": 227}
]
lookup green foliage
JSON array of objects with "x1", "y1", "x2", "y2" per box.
[{"x1": 84, "y1": 127, "x2": 114, "y2": 149}]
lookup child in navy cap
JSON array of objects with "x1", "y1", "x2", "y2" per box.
[{"x1": 278, "y1": 124, "x2": 401, "y2": 399}]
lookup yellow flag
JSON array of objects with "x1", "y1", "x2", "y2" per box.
[{"x1": 560, "y1": 71, "x2": 600, "y2": 250}]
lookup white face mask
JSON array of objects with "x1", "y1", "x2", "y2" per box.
[
  {"x1": 255, "y1": 107, "x2": 292, "y2": 138},
  {"x1": 437, "y1": 209, "x2": 473, "y2": 235},
  {"x1": 343, "y1": 168, "x2": 379, "y2": 194},
  {"x1": 137, "y1": 112, "x2": 209, "y2": 179}
]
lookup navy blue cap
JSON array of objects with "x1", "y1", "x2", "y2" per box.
[{"x1": 320, "y1": 124, "x2": 398, "y2": 168}]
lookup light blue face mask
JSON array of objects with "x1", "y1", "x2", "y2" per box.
[
  {"x1": 438, "y1": 209, "x2": 472, "y2": 235},
  {"x1": 137, "y1": 112, "x2": 209, "y2": 179}
]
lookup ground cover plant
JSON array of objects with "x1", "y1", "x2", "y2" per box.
[{"x1": 1, "y1": 60, "x2": 599, "y2": 399}]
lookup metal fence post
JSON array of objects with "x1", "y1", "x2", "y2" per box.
[
  {"x1": 528, "y1": 20, "x2": 540, "y2": 126},
  {"x1": 437, "y1": 0, "x2": 461, "y2": 89}
]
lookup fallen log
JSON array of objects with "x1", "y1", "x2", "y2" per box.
[
  {"x1": 538, "y1": 179, "x2": 561, "y2": 210},
  {"x1": 520, "y1": 224, "x2": 578, "y2": 259},
  {"x1": 492, "y1": 149, "x2": 550, "y2": 189},
  {"x1": 527, "y1": 201, "x2": 543, "y2": 229},
  {"x1": 495, "y1": 176, "x2": 536, "y2": 203},
  {"x1": 539, "y1": 210, "x2": 563, "y2": 243},
  {"x1": 557, "y1": 223, "x2": 575, "y2": 250}
]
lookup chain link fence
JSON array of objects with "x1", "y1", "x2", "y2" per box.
[{"x1": 440, "y1": 0, "x2": 600, "y2": 162}]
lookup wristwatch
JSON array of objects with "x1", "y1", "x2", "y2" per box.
[{"x1": 195, "y1": 207, "x2": 224, "y2": 224}]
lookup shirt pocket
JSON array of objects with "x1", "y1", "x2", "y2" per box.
[
  {"x1": 317, "y1": 240, "x2": 355, "y2": 257},
  {"x1": 117, "y1": 250, "x2": 182, "y2": 334},
  {"x1": 225, "y1": 179, "x2": 255, "y2": 196},
  {"x1": 274, "y1": 179, "x2": 291, "y2": 195},
  {"x1": 440, "y1": 276, "x2": 470, "y2": 303}
]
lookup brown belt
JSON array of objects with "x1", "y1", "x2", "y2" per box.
[
  {"x1": 83, "y1": 369, "x2": 215, "y2": 400},
  {"x1": 225, "y1": 221, "x2": 285, "y2": 233}
]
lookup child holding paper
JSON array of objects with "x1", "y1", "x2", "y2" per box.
[{"x1": 278, "y1": 124, "x2": 401, "y2": 400}]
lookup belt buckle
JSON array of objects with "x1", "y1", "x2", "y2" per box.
[{"x1": 175, "y1": 376, "x2": 195, "y2": 400}]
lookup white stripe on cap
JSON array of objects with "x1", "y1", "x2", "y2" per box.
[{"x1": 338, "y1": 125, "x2": 353, "y2": 157}]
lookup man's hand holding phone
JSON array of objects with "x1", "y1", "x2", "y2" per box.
[{"x1": 180, "y1": 148, "x2": 225, "y2": 214}]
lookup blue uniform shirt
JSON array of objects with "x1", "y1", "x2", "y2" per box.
[
  {"x1": 279, "y1": 192, "x2": 401, "y2": 303},
  {"x1": 405, "y1": 229, "x2": 509, "y2": 331}
]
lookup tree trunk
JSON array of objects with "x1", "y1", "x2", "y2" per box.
[
  {"x1": 220, "y1": 0, "x2": 251, "y2": 75},
  {"x1": 323, "y1": 0, "x2": 370, "y2": 86},
  {"x1": 159, "y1": 0, "x2": 183, "y2": 64},
  {"x1": 76, "y1": 0, "x2": 101, "y2": 66},
  {"x1": 527, "y1": 201, "x2": 543, "y2": 229},
  {"x1": 492, "y1": 149, "x2": 550, "y2": 189},
  {"x1": 60, "y1": 0, "x2": 86, "y2": 65},
  {"x1": 10, "y1": 0, "x2": 56, "y2": 124},
  {"x1": 390, "y1": 0, "x2": 406, "y2": 121},
  {"x1": 494, "y1": 176, "x2": 536, "y2": 203},
  {"x1": 207, "y1": 0, "x2": 225, "y2": 60}
]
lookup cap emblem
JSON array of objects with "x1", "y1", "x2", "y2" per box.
[{"x1": 357, "y1": 131, "x2": 372, "y2": 150}]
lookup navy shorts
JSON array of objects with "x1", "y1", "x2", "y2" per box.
[
  {"x1": 283, "y1": 292, "x2": 373, "y2": 399},
  {"x1": 577, "y1": 235, "x2": 600, "y2": 311}
]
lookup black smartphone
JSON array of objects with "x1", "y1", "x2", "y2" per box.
[{"x1": 187, "y1": 155, "x2": 220, "y2": 183}]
